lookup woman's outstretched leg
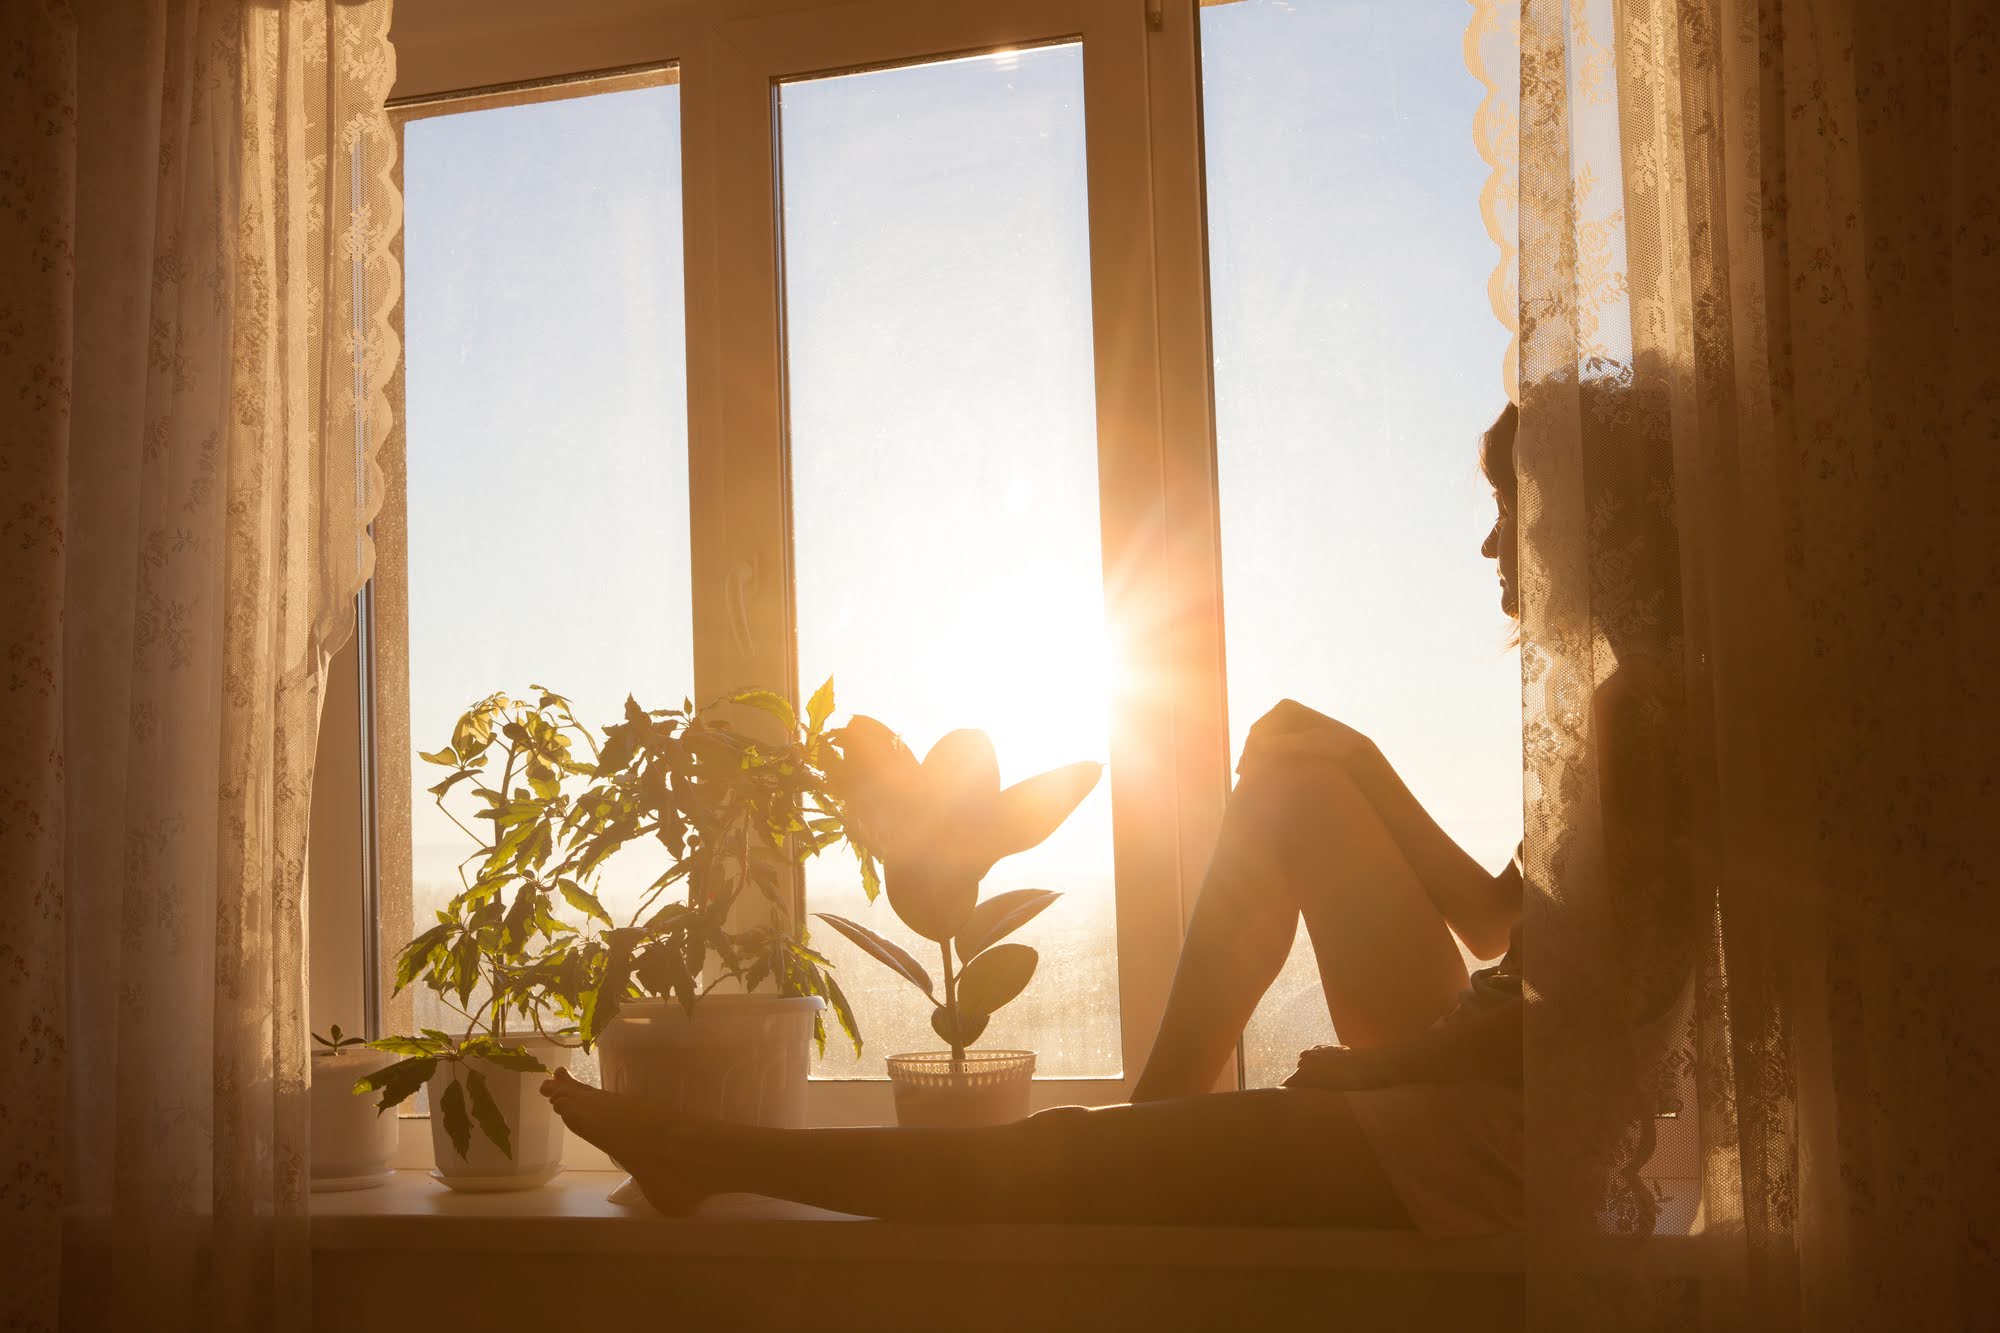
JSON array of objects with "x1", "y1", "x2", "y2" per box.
[
  {"x1": 545, "y1": 1069, "x2": 1408, "y2": 1227},
  {"x1": 1132, "y1": 757, "x2": 1468, "y2": 1102}
]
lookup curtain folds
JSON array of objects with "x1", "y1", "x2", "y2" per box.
[
  {"x1": 1468, "y1": 0, "x2": 1999, "y2": 1326},
  {"x1": 0, "y1": 2, "x2": 398, "y2": 1329}
]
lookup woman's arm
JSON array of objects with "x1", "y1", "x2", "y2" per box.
[
  {"x1": 1282, "y1": 997, "x2": 1522, "y2": 1089},
  {"x1": 1241, "y1": 701, "x2": 1520, "y2": 958}
]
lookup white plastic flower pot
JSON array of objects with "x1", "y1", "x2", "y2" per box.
[
  {"x1": 426, "y1": 1035, "x2": 570, "y2": 1192},
  {"x1": 309, "y1": 1048, "x2": 401, "y2": 1191},
  {"x1": 594, "y1": 993, "x2": 825, "y2": 1203},
  {"x1": 886, "y1": 1050, "x2": 1036, "y2": 1128}
]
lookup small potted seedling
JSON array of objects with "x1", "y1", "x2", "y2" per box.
[
  {"x1": 309, "y1": 1024, "x2": 399, "y2": 1190},
  {"x1": 815, "y1": 718, "x2": 1100, "y2": 1127}
]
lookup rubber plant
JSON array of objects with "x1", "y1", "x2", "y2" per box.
[
  {"x1": 356, "y1": 681, "x2": 862, "y2": 1160},
  {"x1": 811, "y1": 717, "x2": 1101, "y2": 1061}
]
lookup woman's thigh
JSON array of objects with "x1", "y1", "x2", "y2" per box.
[
  {"x1": 1014, "y1": 1088, "x2": 1411, "y2": 1228},
  {"x1": 1259, "y1": 762, "x2": 1468, "y2": 1046}
]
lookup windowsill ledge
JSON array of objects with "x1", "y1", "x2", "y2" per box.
[
  {"x1": 309, "y1": 1172, "x2": 1553, "y2": 1330},
  {"x1": 310, "y1": 1169, "x2": 1527, "y2": 1271}
]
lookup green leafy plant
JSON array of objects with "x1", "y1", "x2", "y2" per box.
[
  {"x1": 358, "y1": 681, "x2": 863, "y2": 1160},
  {"x1": 811, "y1": 718, "x2": 1101, "y2": 1061},
  {"x1": 312, "y1": 1024, "x2": 368, "y2": 1054}
]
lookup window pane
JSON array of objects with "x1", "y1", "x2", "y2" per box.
[
  {"x1": 400, "y1": 77, "x2": 690, "y2": 1043},
  {"x1": 1200, "y1": 2, "x2": 1521, "y2": 1087},
  {"x1": 780, "y1": 48, "x2": 1120, "y2": 1079}
]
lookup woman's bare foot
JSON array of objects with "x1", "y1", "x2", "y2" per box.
[{"x1": 539, "y1": 1068, "x2": 710, "y2": 1216}]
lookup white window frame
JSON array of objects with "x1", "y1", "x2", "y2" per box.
[{"x1": 310, "y1": 0, "x2": 1233, "y2": 1137}]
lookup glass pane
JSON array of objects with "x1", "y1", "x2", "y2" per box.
[
  {"x1": 401, "y1": 77, "x2": 690, "y2": 1045},
  {"x1": 780, "y1": 47, "x2": 1120, "y2": 1079},
  {"x1": 1200, "y1": 2, "x2": 1522, "y2": 1087}
]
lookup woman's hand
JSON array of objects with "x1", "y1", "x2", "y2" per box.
[
  {"x1": 1238, "y1": 700, "x2": 1378, "y2": 778},
  {"x1": 1281, "y1": 1043, "x2": 1405, "y2": 1092}
]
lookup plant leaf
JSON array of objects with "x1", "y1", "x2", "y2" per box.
[
  {"x1": 805, "y1": 676, "x2": 836, "y2": 738},
  {"x1": 451, "y1": 932, "x2": 481, "y2": 1007},
  {"x1": 819, "y1": 964, "x2": 863, "y2": 1060},
  {"x1": 982, "y1": 762, "x2": 1103, "y2": 866},
  {"x1": 439, "y1": 1077, "x2": 473, "y2": 1161},
  {"x1": 931, "y1": 1004, "x2": 989, "y2": 1049},
  {"x1": 812, "y1": 913, "x2": 934, "y2": 1000},
  {"x1": 394, "y1": 923, "x2": 454, "y2": 993},
  {"x1": 464, "y1": 1069, "x2": 512, "y2": 1159},
  {"x1": 368, "y1": 1036, "x2": 442, "y2": 1058},
  {"x1": 556, "y1": 878, "x2": 614, "y2": 929},
  {"x1": 478, "y1": 1043, "x2": 548, "y2": 1074},
  {"x1": 954, "y1": 888, "x2": 1061, "y2": 964},
  {"x1": 955, "y1": 942, "x2": 1038, "y2": 1017},
  {"x1": 418, "y1": 747, "x2": 459, "y2": 767},
  {"x1": 729, "y1": 689, "x2": 797, "y2": 734},
  {"x1": 427, "y1": 767, "x2": 480, "y2": 799},
  {"x1": 354, "y1": 1055, "x2": 436, "y2": 1111}
]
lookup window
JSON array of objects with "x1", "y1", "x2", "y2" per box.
[
  {"x1": 779, "y1": 48, "x2": 1123, "y2": 1078},
  {"x1": 1199, "y1": 0, "x2": 1521, "y2": 1087},
  {"x1": 314, "y1": 0, "x2": 1521, "y2": 1127},
  {"x1": 385, "y1": 67, "x2": 690, "y2": 1072}
]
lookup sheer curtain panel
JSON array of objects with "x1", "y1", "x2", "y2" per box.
[
  {"x1": 0, "y1": 2, "x2": 399, "y2": 1329},
  {"x1": 1469, "y1": 0, "x2": 1999, "y2": 1326}
]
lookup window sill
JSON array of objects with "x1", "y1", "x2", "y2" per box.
[
  {"x1": 309, "y1": 1172, "x2": 1536, "y2": 1328},
  {"x1": 310, "y1": 1168, "x2": 1528, "y2": 1269}
]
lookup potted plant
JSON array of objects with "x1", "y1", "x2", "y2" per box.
[
  {"x1": 547, "y1": 679, "x2": 859, "y2": 1176},
  {"x1": 360, "y1": 684, "x2": 863, "y2": 1195},
  {"x1": 352, "y1": 688, "x2": 605, "y2": 1191},
  {"x1": 813, "y1": 718, "x2": 1101, "y2": 1127},
  {"x1": 308, "y1": 1025, "x2": 399, "y2": 1190}
]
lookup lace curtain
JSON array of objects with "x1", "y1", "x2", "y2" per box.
[
  {"x1": 1469, "y1": 0, "x2": 1999, "y2": 1326},
  {"x1": 0, "y1": 2, "x2": 398, "y2": 1329}
]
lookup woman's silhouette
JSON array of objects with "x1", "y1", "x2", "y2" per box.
[{"x1": 540, "y1": 405, "x2": 1534, "y2": 1233}]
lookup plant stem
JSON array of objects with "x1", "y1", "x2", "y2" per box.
[{"x1": 940, "y1": 940, "x2": 963, "y2": 1066}]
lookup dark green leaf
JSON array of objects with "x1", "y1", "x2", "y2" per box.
[
  {"x1": 464, "y1": 1069, "x2": 512, "y2": 1159},
  {"x1": 353, "y1": 1055, "x2": 436, "y2": 1111},
  {"x1": 931, "y1": 1004, "x2": 988, "y2": 1050},
  {"x1": 812, "y1": 913, "x2": 934, "y2": 1000},
  {"x1": 501, "y1": 884, "x2": 540, "y2": 951},
  {"x1": 954, "y1": 889, "x2": 1062, "y2": 964},
  {"x1": 955, "y1": 942, "x2": 1038, "y2": 1017},
  {"x1": 394, "y1": 923, "x2": 454, "y2": 993},
  {"x1": 452, "y1": 933, "x2": 481, "y2": 1007},
  {"x1": 634, "y1": 944, "x2": 697, "y2": 1014},
  {"x1": 439, "y1": 1077, "x2": 473, "y2": 1161}
]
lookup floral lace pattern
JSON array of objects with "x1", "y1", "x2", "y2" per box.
[
  {"x1": 0, "y1": 3, "x2": 397, "y2": 1328},
  {"x1": 1469, "y1": 0, "x2": 2000, "y2": 1325}
]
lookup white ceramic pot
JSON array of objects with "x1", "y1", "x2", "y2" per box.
[
  {"x1": 886, "y1": 1050, "x2": 1036, "y2": 1128},
  {"x1": 309, "y1": 1048, "x2": 401, "y2": 1191},
  {"x1": 596, "y1": 993, "x2": 826, "y2": 1122},
  {"x1": 425, "y1": 1035, "x2": 570, "y2": 1192},
  {"x1": 594, "y1": 994, "x2": 824, "y2": 1204}
]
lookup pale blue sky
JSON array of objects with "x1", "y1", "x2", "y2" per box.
[{"x1": 399, "y1": 0, "x2": 1517, "y2": 1074}]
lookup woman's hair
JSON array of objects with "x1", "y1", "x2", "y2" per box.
[{"x1": 1480, "y1": 400, "x2": 1518, "y2": 507}]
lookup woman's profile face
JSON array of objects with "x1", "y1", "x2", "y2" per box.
[
  {"x1": 1478, "y1": 404, "x2": 1519, "y2": 620},
  {"x1": 1481, "y1": 489, "x2": 1518, "y2": 618}
]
